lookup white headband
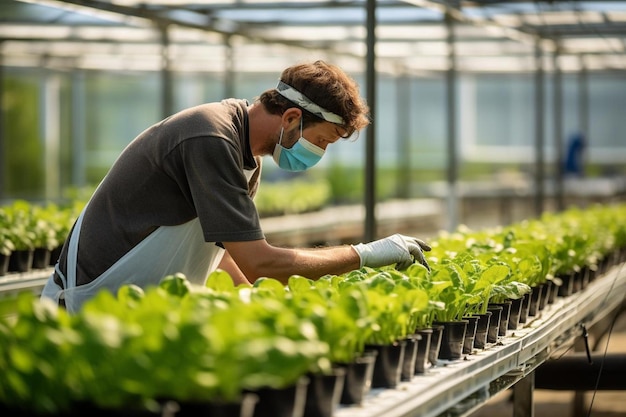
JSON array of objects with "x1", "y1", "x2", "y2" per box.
[{"x1": 276, "y1": 81, "x2": 344, "y2": 125}]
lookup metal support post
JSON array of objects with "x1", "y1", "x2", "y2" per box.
[
  {"x1": 396, "y1": 71, "x2": 411, "y2": 199},
  {"x1": 513, "y1": 370, "x2": 535, "y2": 417},
  {"x1": 534, "y1": 41, "x2": 545, "y2": 217},
  {"x1": 364, "y1": 0, "x2": 377, "y2": 242},
  {"x1": 160, "y1": 25, "x2": 174, "y2": 119},
  {"x1": 553, "y1": 45, "x2": 564, "y2": 211},
  {"x1": 445, "y1": 8, "x2": 459, "y2": 232},
  {"x1": 223, "y1": 34, "x2": 235, "y2": 99}
]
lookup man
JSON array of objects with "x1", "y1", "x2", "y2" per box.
[{"x1": 41, "y1": 60, "x2": 431, "y2": 312}]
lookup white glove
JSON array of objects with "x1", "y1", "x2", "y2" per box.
[{"x1": 352, "y1": 234, "x2": 431, "y2": 271}]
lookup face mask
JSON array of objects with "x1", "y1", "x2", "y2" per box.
[{"x1": 272, "y1": 118, "x2": 325, "y2": 171}]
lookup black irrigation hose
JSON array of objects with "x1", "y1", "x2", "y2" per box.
[
  {"x1": 581, "y1": 323, "x2": 592, "y2": 364},
  {"x1": 586, "y1": 259, "x2": 626, "y2": 417}
]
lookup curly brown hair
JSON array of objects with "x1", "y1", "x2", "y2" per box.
[{"x1": 257, "y1": 60, "x2": 370, "y2": 138}]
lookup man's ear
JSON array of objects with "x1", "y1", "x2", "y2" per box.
[{"x1": 281, "y1": 107, "x2": 302, "y2": 129}]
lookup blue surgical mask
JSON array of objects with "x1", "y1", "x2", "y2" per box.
[{"x1": 272, "y1": 118, "x2": 325, "y2": 171}]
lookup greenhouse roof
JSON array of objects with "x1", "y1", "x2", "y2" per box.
[{"x1": 1, "y1": 0, "x2": 626, "y2": 73}]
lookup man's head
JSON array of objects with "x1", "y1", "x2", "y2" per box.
[{"x1": 258, "y1": 60, "x2": 370, "y2": 139}]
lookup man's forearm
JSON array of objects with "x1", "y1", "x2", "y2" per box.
[{"x1": 217, "y1": 250, "x2": 252, "y2": 286}]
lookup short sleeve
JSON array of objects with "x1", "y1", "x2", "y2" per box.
[{"x1": 172, "y1": 136, "x2": 264, "y2": 242}]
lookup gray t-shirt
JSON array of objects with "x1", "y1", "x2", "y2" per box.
[{"x1": 56, "y1": 99, "x2": 264, "y2": 286}]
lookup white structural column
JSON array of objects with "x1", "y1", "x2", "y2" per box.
[{"x1": 41, "y1": 69, "x2": 61, "y2": 200}]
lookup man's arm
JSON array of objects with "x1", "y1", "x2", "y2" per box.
[
  {"x1": 224, "y1": 234, "x2": 431, "y2": 284},
  {"x1": 223, "y1": 239, "x2": 361, "y2": 284},
  {"x1": 217, "y1": 250, "x2": 252, "y2": 286}
]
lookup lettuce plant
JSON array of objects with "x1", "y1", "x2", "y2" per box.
[
  {"x1": 3, "y1": 201, "x2": 36, "y2": 251},
  {"x1": 0, "y1": 274, "x2": 332, "y2": 412},
  {"x1": 286, "y1": 275, "x2": 374, "y2": 363},
  {"x1": 333, "y1": 268, "x2": 430, "y2": 345},
  {"x1": 0, "y1": 209, "x2": 16, "y2": 256}
]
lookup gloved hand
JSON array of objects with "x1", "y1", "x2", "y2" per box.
[{"x1": 352, "y1": 234, "x2": 431, "y2": 271}]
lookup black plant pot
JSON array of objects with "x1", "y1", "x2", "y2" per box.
[
  {"x1": 0, "y1": 253, "x2": 9, "y2": 276},
  {"x1": 339, "y1": 349, "x2": 377, "y2": 405},
  {"x1": 508, "y1": 298, "x2": 523, "y2": 330},
  {"x1": 8, "y1": 249, "x2": 34, "y2": 273},
  {"x1": 0, "y1": 404, "x2": 59, "y2": 417},
  {"x1": 519, "y1": 293, "x2": 531, "y2": 324},
  {"x1": 581, "y1": 267, "x2": 591, "y2": 290},
  {"x1": 414, "y1": 328, "x2": 432, "y2": 374},
  {"x1": 473, "y1": 312, "x2": 492, "y2": 349},
  {"x1": 400, "y1": 334, "x2": 421, "y2": 381},
  {"x1": 303, "y1": 367, "x2": 346, "y2": 417},
  {"x1": 55, "y1": 401, "x2": 176, "y2": 417},
  {"x1": 428, "y1": 324, "x2": 444, "y2": 367},
  {"x1": 489, "y1": 301, "x2": 511, "y2": 337},
  {"x1": 547, "y1": 279, "x2": 559, "y2": 304},
  {"x1": 572, "y1": 269, "x2": 584, "y2": 293},
  {"x1": 538, "y1": 282, "x2": 551, "y2": 310},
  {"x1": 366, "y1": 340, "x2": 407, "y2": 389},
  {"x1": 435, "y1": 320, "x2": 468, "y2": 361},
  {"x1": 462, "y1": 316, "x2": 479, "y2": 354},
  {"x1": 557, "y1": 272, "x2": 574, "y2": 297},
  {"x1": 176, "y1": 394, "x2": 258, "y2": 417},
  {"x1": 486, "y1": 306, "x2": 503, "y2": 344},
  {"x1": 528, "y1": 285, "x2": 544, "y2": 317},
  {"x1": 249, "y1": 376, "x2": 309, "y2": 417},
  {"x1": 586, "y1": 265, "x2": 598, "y2": 284},
  {"x1": 32, "y1": 247, "x2": 51, "y2": 269},
  {"x1": 597, "y1": 257, "x2": 609, "y2": 275}
]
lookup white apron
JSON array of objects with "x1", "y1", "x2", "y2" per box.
[
  {"x1": 41, "y1": 167, "x2": 259, "y2": 313},
  {"x1": 41, "y1": 214, "x2": 223, "y2": 313}
]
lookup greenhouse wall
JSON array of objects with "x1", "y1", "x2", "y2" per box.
[{"x1": 1, "y1": 67, "x2": 625, "y2": 202}]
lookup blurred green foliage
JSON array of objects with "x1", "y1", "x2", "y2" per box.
[{"x1": 3, "y1": 76, "x2": 44, "y2": 197}]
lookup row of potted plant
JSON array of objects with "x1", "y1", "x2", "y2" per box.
[
  {"x1": 254, "y1": 178, "x2": 332, "y2": 217},
  {"x1": 416, "y1": 203, "x2": 626, "y2": 361},
  {"x1": 0, "y1": 200, "x2": 82, "y2": 276},
  {"x1": 0, "y1": 203, "x2": 625, "y2": 416}
]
